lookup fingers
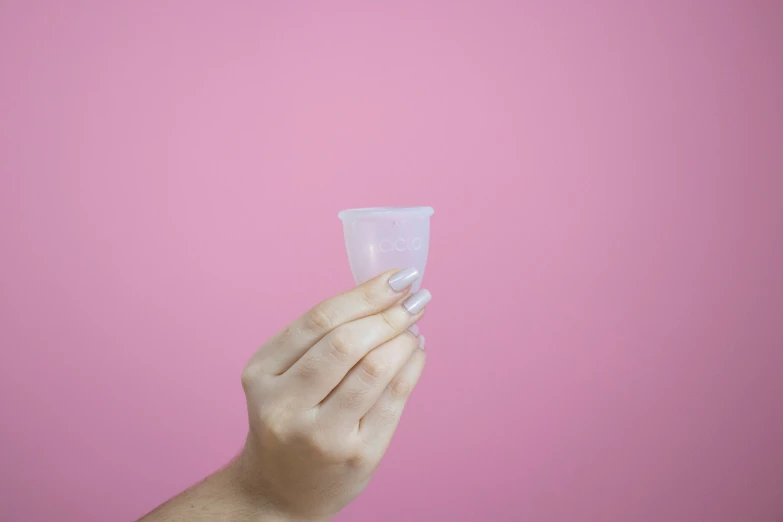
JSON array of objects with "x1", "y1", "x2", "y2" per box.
[
  {"x1": 282, "y1": 289, "x2": 431, "y2": 405},
  {"x1": 252, "y1": 268, "x2": 420, "y2": 375},
  {"x1": 317, "y1": 330, "x2": 420, "y2": 429},
  {"x1": 359, "y1": 347, "x2": 426, "y2": 455}
]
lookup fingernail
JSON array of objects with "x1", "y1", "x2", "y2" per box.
[
  {"x1": 408, "y1": 324, "x2": 420, "y2": 336},
  {"x1": 388, "y1": 268, "x2": 419, "y2": 292},
  {"x1": 419, "y1": 334, "x2": 426, "y2": 350},
  {"x1": 403, "y1": 289, "x2": 431, "y2": 314}
]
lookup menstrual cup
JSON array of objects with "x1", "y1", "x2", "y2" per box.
[{"x1": 338, "y1": 207, "x2": 434, "y2": 292}]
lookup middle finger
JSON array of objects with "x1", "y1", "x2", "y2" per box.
[
  {"x1": 282, "y1": 289, "x2": 432, "y2": 406},
  {"x1": 317, "y1": 330, "x2": 421, "y2": 429}
]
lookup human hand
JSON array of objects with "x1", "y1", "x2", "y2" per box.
[{"x1": 235, "y1": 268, "x2": 430, "y2": 521}]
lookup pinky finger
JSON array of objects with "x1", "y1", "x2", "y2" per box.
[{"x1": 359, "y1": 348, "x2": 426, "y2": 454}]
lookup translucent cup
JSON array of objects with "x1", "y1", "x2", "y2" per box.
[{"x1": 338, "y1": 207, "x2": 434, "y2": 293}]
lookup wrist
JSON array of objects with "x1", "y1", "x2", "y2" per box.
[
  {"x1": 223, "y1": 455, "x2": 284, "y2": 521},
  {"x1": 228, "y1": 443, "x2": 328, "y2": 522}
]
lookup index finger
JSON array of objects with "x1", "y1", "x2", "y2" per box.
[{"x1": 253, "y1": 267, "x2": 420, "y2": 375}]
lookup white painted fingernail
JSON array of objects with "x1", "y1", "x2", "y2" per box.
[
  {"x1": 389, "y1": 268, "x2": 419, "y2": 292},
  {"x1": 418, "y1": 334, "x2": 426, "y2": 350},
  {"x1": 403, "y1": 289, "x2": 431, "y2": 314},
  {"x1": 408, "y1": 324, "x2": 420, "y2": 336}
]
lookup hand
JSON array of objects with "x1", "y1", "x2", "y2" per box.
[{"x1": 236, "y1": 268, "x2": 431, "y2": 521}]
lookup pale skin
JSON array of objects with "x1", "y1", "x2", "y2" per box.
[{"x1": 139, "y1": 269, "x2": 429, "y2": 522}]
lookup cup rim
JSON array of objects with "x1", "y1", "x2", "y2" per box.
[{"x1": 338, "y1": 206, "x2": 434, "y2": 220}]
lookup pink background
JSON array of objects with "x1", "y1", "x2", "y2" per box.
[{"x1": 1, "y1": 1, "x2": 782, "y2": 521}]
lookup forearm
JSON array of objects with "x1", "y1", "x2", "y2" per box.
[{"x1": 137, "y1": 458, "x2": 288, "y2": 522}]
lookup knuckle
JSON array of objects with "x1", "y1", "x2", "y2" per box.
[
  {"x1": 379, "y1": 310, "x2": 405, "y2": 334},
  {"x1": 275, "y1": 325, "x2": 296, "y2": 343},
  {"x1": 389, "y1": 374, "x2": 414, "y2": 398},
  {"x1": 295, "y1": 356, "x2": 320, "y2": 380},
  {"x1": 356, "y1": 287, "x2": 377, "y2": 311},
  {"x1": 326, "y1": 328, "x2": 355, "y2": 363},
  {"x1": 377, "y1": 403, "x2": 400, "y2": 423},
  {"x1": 358, "y1": 355, "x2": 388, "y2": 382},
  {"x1": 349, "y1": 447, "x2": 377, "y2": 468},
  {"x1": 306, "y1": 303, "x2": 337, "y2": 334},
  {"x1": 242, "y1": 364, "x2": 274, "y2": 392},
  {"x1": 339, "y1": 386, "x2": 369, "y2": 410},
  {"x1": 305, "y1": 433, "x2": 327, "y2": 454},
  {"x1": 259, "y1": 406, "x2": 291, "y2": 441},
  {"x1": 240, "y1": 365, "x2": 257, "y2": 391},
  {"x1": 307, "y1": 433, "x2": 348, "y2": 462}
]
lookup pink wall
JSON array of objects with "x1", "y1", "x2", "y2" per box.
[{"x1": 1, "y1": 1, "x2": 782, "y2": 521}]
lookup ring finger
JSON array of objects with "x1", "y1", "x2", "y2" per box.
[
  {"x1": 317, "y1": 330, "x2": 420, "y2": 429},
  {"x1": 283, "y1": 289, "x2": 432, "y2": 406}
]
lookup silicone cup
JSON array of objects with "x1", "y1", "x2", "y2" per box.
[{"x1": 338, "y1": 206, "x2": 434, "y2": 293}]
